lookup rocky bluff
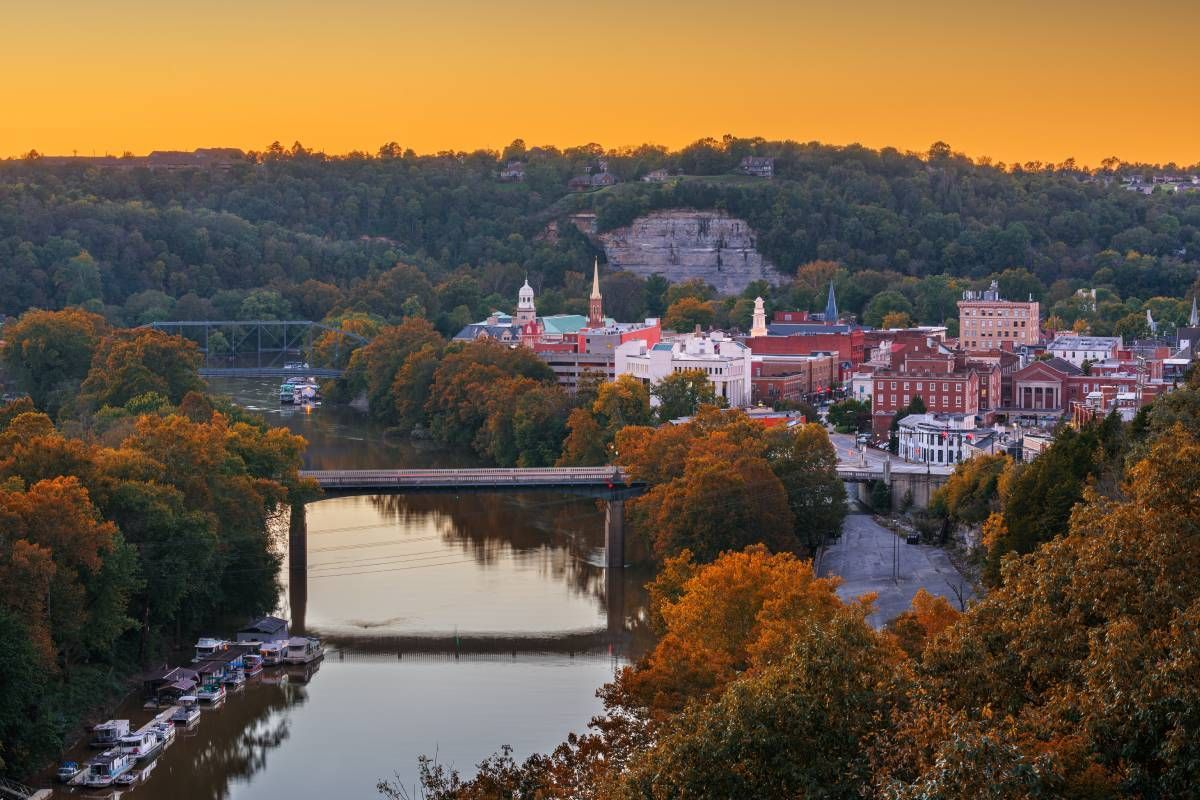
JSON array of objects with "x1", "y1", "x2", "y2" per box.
[{"x1": 596, "y1": 209, "x2": 787, "y2": 295}]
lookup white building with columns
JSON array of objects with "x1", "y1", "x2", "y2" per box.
[{"x1": 616, "y1": 331, "x2": 753, "y2": 407}]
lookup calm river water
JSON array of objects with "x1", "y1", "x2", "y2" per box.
[{"x1": 51, "y1": 379, "x2": 652, "y2": 800}]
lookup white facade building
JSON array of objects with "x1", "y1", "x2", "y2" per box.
[
  {"x1": 616, "y1": 332, "x2": 753, "y2": 407},
  {"x1": 1047, "y1": 334, "x2": 1121, "y2": 367},
  {"x1": 896, "y1": 413, "x2": 990, "y2": 466},
  {"x1": 850, "y1": 371, "x2": 874, "y2": 402}
]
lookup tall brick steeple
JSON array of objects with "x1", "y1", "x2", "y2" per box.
[{"x1": 588, "y1": 258, "x2": 604, "y2": 328}]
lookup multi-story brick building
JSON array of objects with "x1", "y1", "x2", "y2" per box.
[
  {"x1": 957, "y1": 281, "x2": 1040, "y2": 350},
  {"x1": 871, "y1": 369, "x2": 981, "y2": 437},
  {"x1": 750, "y1": 354, "x2": 836, "y2": 405}
]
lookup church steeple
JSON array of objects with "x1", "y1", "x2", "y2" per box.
[
  {"x1": 1191, "y1": 295, "x2": 1199, "y2": 328},
  {"x1": 824, "y1": 280, "x2": 838, "y2": 323},
  {"x1": 587, "y1": 258, "x2": 604, "y2": 328}
]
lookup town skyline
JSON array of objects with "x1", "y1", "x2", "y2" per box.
[{"x1": 3, "y1": 0, "x2": 1198, "y2": 165}]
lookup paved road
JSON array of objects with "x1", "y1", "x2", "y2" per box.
[{"x1": 819, "y1": 511, "x2": 973, "y2": 628}]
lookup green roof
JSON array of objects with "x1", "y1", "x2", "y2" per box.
[{"x1": 539, "y1": 315, "x2": 588, "y2": 334}]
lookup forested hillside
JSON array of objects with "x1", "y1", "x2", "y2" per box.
[{"x1": 3, "y1": 138, "x2": 1198, "y2": 337}]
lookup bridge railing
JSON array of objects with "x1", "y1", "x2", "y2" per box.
[{"x1": 301, "y1": 467, "x2": 629, "y2": 488}]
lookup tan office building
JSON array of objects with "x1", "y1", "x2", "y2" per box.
[{"x1": 957, "y1": 281, "x2": 1040, "y2": 350}]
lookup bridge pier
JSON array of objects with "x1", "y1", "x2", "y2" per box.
[
  {"x1": 605, "y1": 498, "x2": 625, "y2": 570},
  {"x1": 606, "y1": 566, "x2": 625, "y2": 641},
  {"x1": 288, "y1": 503, "x2": 307, "y2": 634}
]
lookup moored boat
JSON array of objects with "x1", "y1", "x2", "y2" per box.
[
  {"x1": 119, "y1": 729, "x2": 163, "y2": 762},
  {"x1": 243, "y1": 653, "x2": 265, "y2": 678},
  {"x1": 152, "y1": 720, "x2": 176, "y2": 747},
  {"x1": 83, "y1": 749, "x2": 135, "y2": 787},
  {"x1": 258, "y1": 640, "x2": 286, "y2": 666},
  {"x1": 193, "y1": 637, "x2": 228, "y2": 662},
  {"x1": 221, "y1": 665, "x2": 246, "y2": 687},
  {"x1": 196, "y1": 678, "x2": 227, "y2": 704},
  {"x1": 283, "y1": 636, "x2": 324, "y2": 664},
  {"x1": 171, "y1": 696, "x2": 201, "y2": 725},
  {"x1": 91, "y1": 719, "x2": 131, "y2": 748},
  {"x1": 56, "y1": 761, "x2": 83, "y2": 783}
]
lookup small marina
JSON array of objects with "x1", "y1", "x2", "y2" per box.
[{"x1": 47, "y1": 617, "x2": 323, "y2": 798}]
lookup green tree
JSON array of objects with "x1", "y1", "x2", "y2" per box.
[
  {"x1": 828, "y1": 398, "x2": 871, "y2": 432},
  {"x1": 766, "y1": 423, "x2": 848, "y2": 551},
  {"x1": 0, "y1": 308, "x2": 106, "y2": 415},
  {"x1": 864, "y1": 291, "x2": 915, "y2": 327},
  {"x1": 652, "y1": 369, "x2": 721, "y2": 422}
]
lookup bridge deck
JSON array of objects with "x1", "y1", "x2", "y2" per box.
[
  {"x1": 202, "y1": 367, "x2": 344, "y2": 378},
  {"x1": 302, "y1": 467, "x2": 632, "y2": 491}
]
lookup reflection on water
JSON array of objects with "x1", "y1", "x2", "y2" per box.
[
  {"x1": 50, "y1": 674, "x2": 307, "y2": 800},
  {"x1": 103, "y1": 379, "x2": 655, "y2": 797}
]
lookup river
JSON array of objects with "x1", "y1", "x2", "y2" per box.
[{"x1": 49, "y1": 379, "x2": 653, "y2": 799}]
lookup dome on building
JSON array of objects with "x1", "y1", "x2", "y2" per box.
[{"x1": 518, "y1": 277, "x2": 535, "y2": 309}]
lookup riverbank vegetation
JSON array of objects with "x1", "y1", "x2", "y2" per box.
[
  {"x1": 331, "y1": 320, "x2": 847, "y2": 560},
  {"x1": 4, "y1": 138, "x2": 1199, "y2": 342},
  {"x1": 384, "y1": 378, "x2": 1200, "y2": 798},
  {"x1": 0, "y1": 309, "x2": 312, "y2": 778}
]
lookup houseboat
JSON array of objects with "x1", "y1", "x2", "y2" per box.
[
  {"x1": 279, "y1": 381, "x2": 297, "y2": 403},
  {"x1": 243, "y1": 653, "x2": 265, "y2": 678},
  {"x1": 152, "y1": 720, "x2": 176, "y2": 747},
  {"x1": 119, "y1": 730, "x2": 163, "y2": 762},
  {"x1": 91, "y1": 719, "x2": 131, "y2": 748},
  {"x1": 83, "y1": 749, "x2": 135, "y2": 787},
  {"x1": 171, "y1": 696, "x2": 201, "y2": 725},
  {"x1": 56, "y1": 761, "x2": 83, "y2": 783},
  {"x1": 259, "y1": 640, "x2": 286, "y2": 666},
  {"x1": 284, "y1": 636, "x2": 324, "y2": 664},
  {"x1": 196, "y1": 675, "x2": 227, "y2": 704},
  {"x1": 193, "y1": 637, "x2": 228, "y2": 662},
  {"x1": 221, "y1": 664, "x2": 247, "y2": 687}
]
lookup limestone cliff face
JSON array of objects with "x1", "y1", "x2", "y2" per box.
[{"x1": 598, "y1": 210, "x2": 787, "y2": 295}]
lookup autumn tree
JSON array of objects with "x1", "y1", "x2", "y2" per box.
[
  {"x1": 984, "y1": 415, "x2": 1120, "y2": 584},
  {"x1": 593, "y1": 375, "x2": 654, "y2": 439},
  {"x1": 663, "y1": 297, "x2": 716, "y2": 331},
  {"x1": 79, "y1": 328, "x2": 203, "y2": 411},
  {"x1": 929, "y1": 452, "x2": 1010, "y2": 526},
  {"x1": 909, "y1": 426, "x2": 1200, "y2": 796},
  {"x1": 0, "y1": 308, "x2": 106, "y2": 415},
  {"x1": 339, "y1": 316, "x2": 442, "y2": 421},
  {"x1": 556, "y1": 408, "x2": 610, "y2": 466},
  {"x1": 423, "y1": 340, "x2": 555, "y2": 446}
]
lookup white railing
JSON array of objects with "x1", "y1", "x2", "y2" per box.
[{"x1": 300, "y1": 467, "x2": 629, "y2": 488}]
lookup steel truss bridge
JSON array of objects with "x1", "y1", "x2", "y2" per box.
[{"x1": 145, "y1": 320, "x2": 372, "y2": 378}]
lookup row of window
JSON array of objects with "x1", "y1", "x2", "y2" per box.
[
  {"x1": 887, "y1": 381, "x2": 961, "y2": 391},
  {"x1": 878, "y1": 394, "x2": 965, "y2": 408},
  {"x1": 962, "y1": 308, "x2": 1031, "y2": 318}
]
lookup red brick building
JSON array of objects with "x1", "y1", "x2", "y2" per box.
[
  {"x1": 750, "y1": 354, "x2": 836, "y2": 405},
  {"x1": 871, "y1": 369, "x2": 981, "y2": 436},
  {"x1": 748, "y1": 330, "x2": 864, "y2": 383}
]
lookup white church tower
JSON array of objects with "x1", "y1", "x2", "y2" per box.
[
  {"x1": 750, "y1": 296, "x2": 768, "y2": 338},
  {"x1": 515, "y1": 276, "x2": 537, "y2": 326}
]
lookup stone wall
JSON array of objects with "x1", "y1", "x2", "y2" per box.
[{"x1": 598, "y1": 209, "x2": 787, "y2": 296}]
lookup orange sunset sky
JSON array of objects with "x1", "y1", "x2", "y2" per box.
[{"x1": 2, "y1": 0, "x2": 1197, "y2": 165}]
